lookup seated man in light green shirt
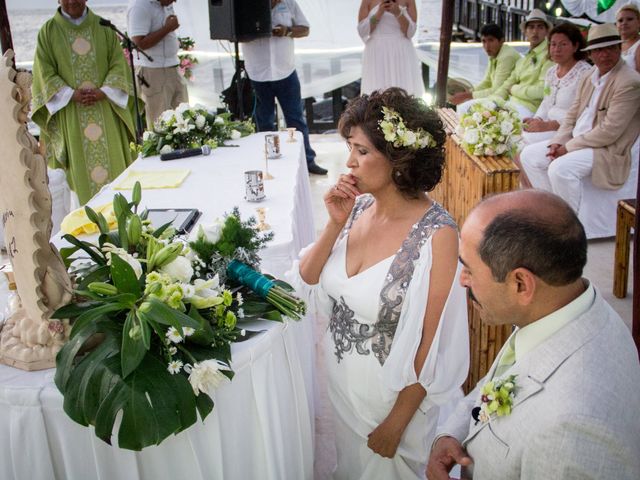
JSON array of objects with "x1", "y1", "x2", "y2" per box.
[
  {"x1": 489, "y1": 9, "x2": 554, "y2": 118},
  {"x1": 451, "y1": 23, "x2": 521, "y2": 112}
]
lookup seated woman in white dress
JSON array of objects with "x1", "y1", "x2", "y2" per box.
[
  {"x1": 516, "y1": 22, "x2": 591, "y2": 187},
  {"x1": 617, "y1": 3, "x2": 640, "y2": 72},
  {"x1": 357, "y1": 0, "x2": 424, "y2": 97},
  {"x1": 521, "y1": 23, "x2": 591, "y2": 145},
  {"x1": 293, "y1": 88, "x2": 469, "y2": 479}
]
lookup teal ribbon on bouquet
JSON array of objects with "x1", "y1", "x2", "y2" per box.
[{"x1": 226, "y1": 260, "x2": 274, "y2": 298}]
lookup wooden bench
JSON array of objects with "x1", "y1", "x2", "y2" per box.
[
  {"x1": 433, "y1": 108, "x2": 521, "y2": 392},
  {"x1": 613, "y1": 199, "x2": 636, "y2": 299}
]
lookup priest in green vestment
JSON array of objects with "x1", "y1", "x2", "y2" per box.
[{"x1": 31, "y1": 0, "x2": 137, "y2": 204}]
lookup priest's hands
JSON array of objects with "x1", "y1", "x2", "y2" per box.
[
  {"x1": 426, "y1": 436, "x2": 473, "y2": 479},
  {"x1": 73, "y1": 88, "x2": 106, "y2": 107},
  {"x1": 324, "y1": 173, "x2": 360, "y2": 226}
]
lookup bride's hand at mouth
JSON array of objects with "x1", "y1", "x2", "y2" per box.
[{"x1": 324, "y1": 173, "x2": 361, "y2": 225}]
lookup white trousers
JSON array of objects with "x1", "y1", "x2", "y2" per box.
[{"x1": 520, "y1": 140, "x2": 594, "y2": 212}]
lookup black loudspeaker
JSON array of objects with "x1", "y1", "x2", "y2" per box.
[{"x1": 208, "y1": 0, "x2": 272, "y2": 42}]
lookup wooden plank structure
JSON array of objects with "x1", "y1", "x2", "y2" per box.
[
  {"x1": 433, "y1": 108, "x2": 520, "y2": 392},
  {"x1": 613, "y1": 199, "x2": 636, "y2": 299}
]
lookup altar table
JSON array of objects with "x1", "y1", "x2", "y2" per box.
[{"x1": 0, "y1": 132, "x2": 316, "y2": 480}]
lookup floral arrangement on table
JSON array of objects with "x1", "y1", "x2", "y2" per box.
[
  {"x1": 476, "y1": 374, "x2": 517, "y2": 423},
  {"x1": 177, "y1": 37, "x2": 198, "y2": 81},
  {"x1": 455, "y1": 100, "x2": 522, "y2": 157},
  {"x1": 52, "y1": 183, "x2": 305, "y2": 450},
  {"x1": 137, "y1": 103, "x2": 255, "y2": 158}
]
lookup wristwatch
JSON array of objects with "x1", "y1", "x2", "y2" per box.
[{"x1": 286, "y1": 27, "x2": 293, "y2": 37}]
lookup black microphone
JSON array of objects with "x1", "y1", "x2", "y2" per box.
[
  {"x1": 471, "y1": 406, "x2": 481, "y2": 425},
  {"x1": 99, "y1": 17, "x2": 114, "y2": 28},
  {"x1": 160, "y1": 145, "x2": 212, "y2": 161}
]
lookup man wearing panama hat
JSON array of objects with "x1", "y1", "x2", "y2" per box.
[{"x1": 521, "y1": 23, "x2": 640, "y2": 212}]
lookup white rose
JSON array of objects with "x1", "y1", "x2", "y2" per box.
[
  {"x1": 160, "y1": 109, "x2": 175, "y2": 123},
  {"x1": 214, "y1": 116, "x2": 225, "y2": 125},
  {"x1": 188, "y1": 360, "x2": 230, "y2": 395},
  {"x1": 159, "y1": 144, "x2": 173, "y2": 154},
  {"x1": 230, "y1": 129, "x2": 242, "y2": 140},
  {"x1": 195, "y1": 115, "x2": 206, "y2": 129},
  {"x1": 142, "y1": 131, "x2": 153, "y2": 141},
  {"x1": 463, "y1": 128, "x2": 479, "y2": 145},
  {"x1": 455, "y1": 125, "x2": 465, "y2": 137},
  {"x1": 496, "y1": 143, "x2": 508, "y2": 154},
  {"x1": 500, "y1": 121, "x2": 514, "y2": 135},
  {"x1": 160, "y1": 255, "x2": 194, "y2": 283},
  {"x1": 176, "y1": 102, "x2": 191, "y2": 114},
  {"x1": 472, "y1": 112, "x2": 483, "y2": 124},
  {"x1": 189, "y1": 219, "x2": 224, "y2": 244}
]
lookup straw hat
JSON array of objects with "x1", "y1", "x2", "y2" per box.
[
  {"x1": 520, "y1": 9, "x2": 552, "y2": 31},
  {"x1": 582, "y1": 23, "x2": 623, "y2": 51}
]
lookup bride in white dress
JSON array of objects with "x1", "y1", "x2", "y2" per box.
[
  {"x1": 292, "y1": 89, "x2": 469, "y2": 479},
  {"x1": 358, "y1": 0, "x2": 425, "y2": 97}
]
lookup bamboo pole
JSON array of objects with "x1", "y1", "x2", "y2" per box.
[
  {"x1": 0, "y1": 0, "x2": 14, "y2": 56},
  {"x1": 436, "y1": 0, "x2": 454, "y2": 106}
]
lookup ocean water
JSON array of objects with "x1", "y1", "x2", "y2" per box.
[{"x1": 7, "y1": 7, "x2": 128, "y2": 65}]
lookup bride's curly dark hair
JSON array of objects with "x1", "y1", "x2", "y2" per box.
[{"x1": 338, "y1": 88, "x2": 446, "y2": 198}]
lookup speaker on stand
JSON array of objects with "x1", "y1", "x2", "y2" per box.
[{"x1": 208, "y1": 0, "x2": 272, "y2": 120}]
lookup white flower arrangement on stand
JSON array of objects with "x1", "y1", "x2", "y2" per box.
[
  {"x1": 456, "y1": 100, "x2": 522, "y2": 157},
  {"x1": 137, "y1": 103, "x2": 255, "y2": 158}
]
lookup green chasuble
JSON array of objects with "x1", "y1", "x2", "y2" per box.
[{"x1": 31, "y1": 8, "x2": 136, "y2": 204}]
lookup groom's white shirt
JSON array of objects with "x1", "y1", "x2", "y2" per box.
[{"x1": 436, "y1": 282, "x2": 640, "y2": 479}]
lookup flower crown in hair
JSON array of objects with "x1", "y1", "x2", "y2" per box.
[{"x1": 378, "y1": 106, "x2": 436, "y2": 150}]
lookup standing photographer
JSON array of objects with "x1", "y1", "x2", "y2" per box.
[
  {"x1": 242, "y1": 0, "x2": 327, "y2": 175},
  {"x1": 128, "y1": 0, "x2": 189, "y2": 128}
]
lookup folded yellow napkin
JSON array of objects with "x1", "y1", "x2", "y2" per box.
[
  {"x1": 60, "y1": 203, "x2": 117, "y2": 236},
  {"x1": 114, "y1": 169, "x2": 191, "y2": 190}
]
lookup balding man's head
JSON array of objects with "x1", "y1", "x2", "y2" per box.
[{"x1": 468, "y1": 190, "x2": 587, "y2": 285}]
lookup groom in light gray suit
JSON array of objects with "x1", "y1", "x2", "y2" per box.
[{"x1": 427, "y1": 190, "x2": 640, "y2": 479}]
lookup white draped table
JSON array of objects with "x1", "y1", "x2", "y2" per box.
[{"x1": 0, "y1": 132, "x2": 316, "y2": 480}]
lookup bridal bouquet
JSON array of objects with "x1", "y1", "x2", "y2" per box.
[
  {"x1": 456, "y1": 100, "x2": 522, "y2": 157},
  {"x1": 138, "y1": 103, "x2": 255, "y2": 158},
  {"x1": 52, "y1": 183, "x2": 304, "y2": 450}
]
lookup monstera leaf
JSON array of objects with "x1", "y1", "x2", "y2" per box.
[{"x1": 54, "y1": 319, "x2": 214, "y2": 451}]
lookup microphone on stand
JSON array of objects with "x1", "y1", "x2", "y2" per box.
[
  {"x1": 98, "y1": 17, "x2": 113, "y2": 28},
  {"x1": 160, "y1": 145, "x2": 212, "y2": 161}
]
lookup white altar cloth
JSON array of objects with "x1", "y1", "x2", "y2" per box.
[{"x1": 0, "y1": 132, "x2": 316, "y2": 480}]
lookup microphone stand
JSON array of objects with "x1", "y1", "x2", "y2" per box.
[
  {"x1": 233, "y1": 41, "x2": 244, "y2": 121},
  {"x1": 100, "y1": 18, "x2": 152, "y2": 144}
]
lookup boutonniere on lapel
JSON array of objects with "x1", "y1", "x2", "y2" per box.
[{"x1": 472, "y1": 375, "x2": 518, "y2": 424}]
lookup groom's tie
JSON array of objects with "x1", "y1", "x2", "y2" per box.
[{"x1": 493, "y1": 336, "x2": 516, "y2": 379}]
